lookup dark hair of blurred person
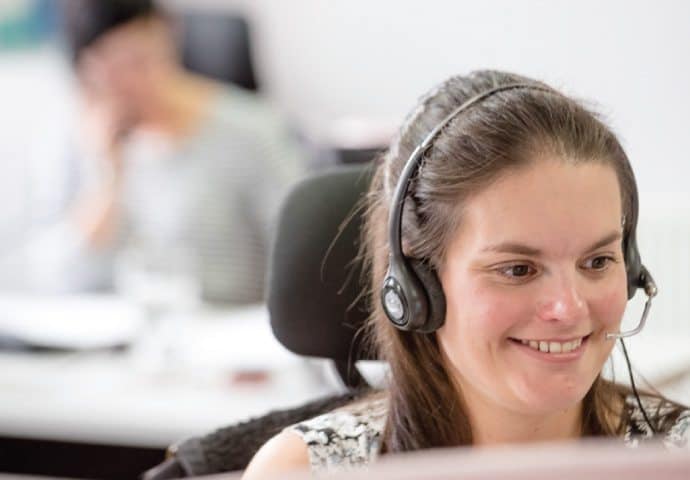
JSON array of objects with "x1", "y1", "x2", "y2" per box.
[{"x1": 60, "y1": 0, "x2": 157, "y2": 65}]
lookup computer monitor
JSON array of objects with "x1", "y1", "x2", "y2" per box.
[{"x1": 214, "y1": 437, "x2": 689, "y2": 480}]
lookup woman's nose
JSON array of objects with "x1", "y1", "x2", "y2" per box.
[{"x1": 535, "y1": 272, "x2": 589, "y2": 324}]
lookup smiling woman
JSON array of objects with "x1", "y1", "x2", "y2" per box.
[{"x1": 241, "y1": 71, "x2": 690, "y2": 479}]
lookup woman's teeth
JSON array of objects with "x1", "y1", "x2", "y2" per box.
[{"x1": 517, "y1": 337, "x2": 584, "y2": 354}]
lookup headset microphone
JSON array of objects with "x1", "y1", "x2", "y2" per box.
[{"x1": 605, "y1": 266, "x2": 657, "y2": 340}]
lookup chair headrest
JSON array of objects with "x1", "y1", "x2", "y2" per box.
[
  {"x1": 268, "y1": 164, "x2": 377, "y2": 363},
  {"x1": 179, "y1": 13, "x2": 258, "y2": 91}
]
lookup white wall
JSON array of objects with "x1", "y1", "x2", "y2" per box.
[
  {"x1": 0, "y1": 48, "x2": 75, "y2": 248},
  {"x1": 169, "y1": 0, "x2": 690, "y2": 194},
  {"x1": 2, "y1": 1, "x2": 688, "y2": 236}
]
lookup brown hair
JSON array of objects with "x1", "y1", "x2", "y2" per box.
[{"x1": 360, "y1": 70, "x2": 682, "y2": 452}]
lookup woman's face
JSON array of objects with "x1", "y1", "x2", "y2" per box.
[
  {"x1": 78, "y1": 18, "x2": 174, "y2": 122},
  {"x1": 438, "y1": 158, "x2": 628, "y2": 417}
]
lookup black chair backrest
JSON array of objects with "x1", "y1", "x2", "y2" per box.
[
  {"x1": 268, "y1": 164, "x2": 377, "y2": 385},
  {"x1": 179, "y1": 12, "x2": 258, "y2": 91}
]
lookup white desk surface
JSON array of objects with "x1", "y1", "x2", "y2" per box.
[
  {"x1": 0, "y1": 294, "x2": 338, "y2": 448},
  {"x1": 0, "y1": 294, "x2": 688, "y2": 450}
]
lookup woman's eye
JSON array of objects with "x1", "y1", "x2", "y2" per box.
[
  {"x1": 583, "y1": 256, "x2": 614, "y2": 271},
  {"x1": 498, "y1": 264, "x2": 535, "y2": 279}
]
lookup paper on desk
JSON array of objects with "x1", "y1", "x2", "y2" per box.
[{"x1": 0, "y1": 294, "x2": 143, "y2": 350}]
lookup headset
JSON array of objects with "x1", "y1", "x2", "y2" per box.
[
  {"x1": 381, "y1": 82, "x2": 657, "y2": 334},
  {"x1": 380, "y1": 82, "x2": 660, "y2": 432}
]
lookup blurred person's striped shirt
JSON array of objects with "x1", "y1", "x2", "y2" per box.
[{"x1": 12, "y1": 85, "x2": 305, "y2": 305}]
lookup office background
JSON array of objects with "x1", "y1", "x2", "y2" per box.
[
  {"x1": 190, "y1": 0, "x2": 690, "y2": 195},
  {"x1": 0, "y1": 1, "x2": 688, "y2": 478},
  {"x1": 2, "y1": 0, "x2": 689, "y2": 320}
]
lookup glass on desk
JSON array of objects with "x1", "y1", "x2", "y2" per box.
[{"x1": 114, "y1": 241, "x2": 201, "y2": 374}]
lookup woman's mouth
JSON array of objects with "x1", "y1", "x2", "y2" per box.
[{"x1": 508, "y1": 333, "x2": 592, "y2": 361}]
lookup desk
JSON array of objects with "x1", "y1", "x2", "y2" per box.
[
  {"x1": 1, "y1": 298, "x2": 688, "y2": 446},
  {"x1": 0, "y1": 295, "x2": 688, "y2": 479},
  {"x1": 0, "y1": 295, "x2": 338, "y2": 478},
  {"x1": 0, "y1": 300, "x2": 337, "y2": 448}
]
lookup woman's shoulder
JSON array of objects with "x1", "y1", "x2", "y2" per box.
[
  {"x1": 286, "y1": 394, "x2": 389, "y2": 473},
  {"x1": 624, "y1": 393, "x2": 690, "y2": 448},
  {"x1": 242, "y1": 394, "x2": 389, "y2": 479},
  {"x1": 241, "y1": 429, "x2": 311, "y2": 480}
]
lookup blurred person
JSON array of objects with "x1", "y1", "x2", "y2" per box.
[
  {"x1": 242, "y1": 71, "x2": 690, "y2": 478},
  {"x1": 10, "y1": 0, "x2": 304, "y2": 304}
]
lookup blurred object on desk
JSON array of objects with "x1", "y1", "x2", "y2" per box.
[
  {"x1": 115, "y1": 242, "x2": 201, "y2": 318},
  {"x1": 115, "y1": 240, "x2": 201, "y2": 374},
  {"x1": 0, "y1": 293, "x2": 142, "y2": 351}
]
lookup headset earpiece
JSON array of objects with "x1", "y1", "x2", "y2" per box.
[
  {"x1": 622, "y1": 218, "x2": 645, "y2": 300},
  {"x1": 381, "y1": 256, "x2": 426, "y2": 331},
  {"x1": 408, "y1": 259, "x2": 446, "y2": 333},
  {"x1": 381, "y1": 257, "x2": 445, "y2": 333}
]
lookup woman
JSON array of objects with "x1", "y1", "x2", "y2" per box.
[
  {"x1": 23, "y1": 0, "x2": 303, "y2": 302},
  {"x1": 243, "y1": 70, "x2": 690, "y2": 478}
]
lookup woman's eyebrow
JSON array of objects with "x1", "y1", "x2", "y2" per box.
[
  {"x1": 584, "y1": 231, "x2": 623, "y2": 253},
  {"x1": 480, "y1": 231, "x2": 623, "y2": 256}
]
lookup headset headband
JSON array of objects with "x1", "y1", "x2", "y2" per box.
[{"x1": 388, "y1": 83, "x2": 551, "y2": 262}]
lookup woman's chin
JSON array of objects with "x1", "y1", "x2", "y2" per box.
[{"x1": 512, "y1": 382, "x2": 589, "y2": 415}]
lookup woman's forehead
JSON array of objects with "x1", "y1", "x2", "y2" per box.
[{"x1": 451, "y1": 160, "x2": 623, "y2": 256}]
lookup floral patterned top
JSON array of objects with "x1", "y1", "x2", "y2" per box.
[{"x1": 286, "y1": 394, "x2": 689, "y2": 476}]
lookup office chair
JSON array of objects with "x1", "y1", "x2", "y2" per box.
[
  {"x1": 179, "y1": 11, "x2": 259, "y2": 91},
  {"x1": 268, "y1": 163, "x2": 377, "y2": 387},
  {"x1": 141, "y1": 163, "x2": 377, "y2": 479}
]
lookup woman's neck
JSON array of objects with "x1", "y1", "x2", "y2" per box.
[
  {"x1": 136, "y1": 72, "x2": 218, "y2": 140},
  {"x1": 472, "y1": 405, "x2": 582, "y2": 447},
  {"x1": 457, "y1": 381, "x2": 583, "y2": 447}
]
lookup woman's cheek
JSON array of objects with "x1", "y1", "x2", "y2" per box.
[
  {"x1": 474, "y1": 294, "x2": 525, "y2": 338},
  {"x1": 592, "y1": 282, "x2": 628, "y2": 331},
  {"x1": 446, "y1": 282, "x2": 527, "y2": 346}
]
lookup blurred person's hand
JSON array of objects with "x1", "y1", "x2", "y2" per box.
[
  {"x1": 77, "y1": 47, "x2": 137, "y2": 171},
  {"x1": 71, "y1": 52, "x2": 134, "y2": 250}
]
